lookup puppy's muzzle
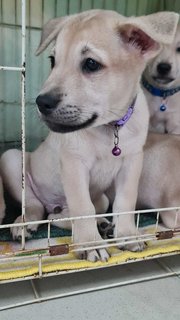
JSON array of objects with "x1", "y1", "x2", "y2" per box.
[
  {"x1": 36, "y1": 93, "x2": 60, "y2": 116},
  {"x1": 36, "y1": 92, "x2": 98, "y2": 133},
  {"x1": 157, "y1": 62, "x2": 171, "y2": 76},
  {"x1": 153, "y1": 62, "x2": 174, "y2": 84}
]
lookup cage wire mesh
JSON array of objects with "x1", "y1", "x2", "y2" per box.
[{"x1": 0, "y1": 0, "x2": 180, "y2": 310}]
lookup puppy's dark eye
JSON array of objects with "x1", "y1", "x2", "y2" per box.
[
  {"x1": 48, "y1": 55, "x2": 55, "y2": 68},
  {"x1": 82, "y1": 58, "x2": 103, "y2": 73},
  {"x1": 176, "y1": 47, "x2": 180, "y2": 53}
]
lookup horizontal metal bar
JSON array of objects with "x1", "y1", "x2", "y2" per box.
[
  {"x1": 0, "y1": 66, "x2": 25, "y2": 71},
  {"x1": 0, "y1": 233, "x2": 155, "y2": 261},
  {"x1": 71, "y1": 233, "x2": 154, "y2": 249},
  {"x1": 0, "y1": 22, "x2": 41, "y2": 31},
  {"x1": 70, "y1": 237, "x2": 153, "y2": 253},
  {"x1": 0, "y1": 206, "x2": 179, "y2": 229},
  {"x1": 0, "y1": 251, "x2": 179, "y2": 285}
]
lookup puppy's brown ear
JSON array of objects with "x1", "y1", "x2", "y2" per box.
[
  {"x1": 36, "y1": 16, "x2": 71, "y2": 55},
  {"x1": 119, "y1": 11, "x2": 179, "y2": 60}
]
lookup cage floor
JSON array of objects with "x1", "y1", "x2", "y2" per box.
[{"x1": 0, "y1": 255, "x2": 179, "y2": 319}]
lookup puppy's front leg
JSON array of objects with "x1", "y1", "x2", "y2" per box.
[
  {"x1": 11, "y1": 184, "x2": 45, "y2": 240},
  {"x1": 113, "y1": 152, "x2": 145, "y2": 252},
  {"x1": 61, "y1": 158, "x2": 109, "y2": 262}
]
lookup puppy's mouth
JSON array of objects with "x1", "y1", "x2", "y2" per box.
[
  {"x1": 152, "y1": 76, "x2": 175, "y2": 85},
  {"x1": 44, "y1": 113, "x2": 98, "y2": 133}
]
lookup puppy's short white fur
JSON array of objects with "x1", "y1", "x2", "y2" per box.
[
  {"x1": 142, "y1": 23, "x2": 180, "y2": 134},
  {"x1": 137, "y1": 132, "x2": 180, "y2": 228},
  {"x1": 0, "y1": 10, "x2": 178, "y2": 261}
]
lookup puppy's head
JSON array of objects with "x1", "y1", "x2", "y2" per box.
[
  {"x1": 144, "y1": 23, "x2": 180, "y2": 88},
  {"x1": 36, "y1": 10, "x2": 178, "y2": 133}
]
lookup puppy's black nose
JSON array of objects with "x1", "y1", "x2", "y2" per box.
[
  {"x1": 36, "y1": 93, "x2": 60, "y2": 115},
  {"x1": 157, "y1": 63, "x2": 171, "y2": 76}
]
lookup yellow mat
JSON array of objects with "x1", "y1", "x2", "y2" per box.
[{"x1": 0, "y1": 229, "x2": 180, "y2": 281}]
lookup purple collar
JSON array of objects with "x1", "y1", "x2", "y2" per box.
[
  {"x1": 112, "y1": 96, "x2": 136, "y2": 156},
  {"x1": 115, "y1": 96, "x2": 136, "y2": 126}
]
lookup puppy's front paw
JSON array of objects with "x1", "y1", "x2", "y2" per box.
[
  {"x1": 98, "y1": 219, "x2": 114, "y2": 239},
  {"x1": 11, "y1": 216, "x2": 38, "y2": 241},
  {"x1": 119, "y1": 241, "x2": 146, "y2": 252},
  {"x1": 78, "y1": 248, "x2": 110, "y2": 262},
  {"x1": 114, "y1": 223, "x2": 146, "y2": 252}
]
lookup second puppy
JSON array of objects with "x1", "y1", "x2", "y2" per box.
[
  {"x1": 142, "y1": 23, "x2": 180, "y2": 134},
  {"x1": 137, "y1": 132, "x2": 180, "y2": 228}
]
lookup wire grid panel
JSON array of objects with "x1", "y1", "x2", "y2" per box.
[
  {"x1": 0, "y1": 208, "x2": 180, "y2": 282},
  {"x1": 0, "y1": 0, "x2": 180, "y2": 287},
  {"x1": 0, "y1": 2, "x2": 26, "y2": 207}
]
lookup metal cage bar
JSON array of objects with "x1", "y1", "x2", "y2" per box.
[
  {"x1": 20, "y1": 0, "x2": 26, "y2": 250},
  {"x1": 0, "y1": 0, "x2": 179, "y2": 296}
]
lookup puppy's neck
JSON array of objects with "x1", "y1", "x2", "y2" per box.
[
  {"x1": 109, "y1": 96, "x2": 137, "y2": 156},
  {"x1": 142, "y1": 76, "x2": 180, "y2": 99}
]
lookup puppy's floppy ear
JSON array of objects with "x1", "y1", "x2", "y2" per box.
[
  {"x1": 118, "y1": 11, "x2": 179, "y2": 60},
  {"x1": 35, "y1": 10, "x2": 101, "y2": 56},
  {"x1": 36, "y1": 16, "x2": 71, "y2": 55}
]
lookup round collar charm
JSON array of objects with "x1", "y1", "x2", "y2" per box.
[
  {"x1": 112, "y1": 146, "x2": 121, "y2": 156},
  {"x1": 160, "y1": 104, "x2": 167, "y2": 112}
]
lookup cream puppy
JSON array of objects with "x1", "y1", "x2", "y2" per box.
[
  {"x1": 142, "y1": 23, "x2": 180, "y2": 134},
  {"x1": 137, "y1": 132, "x2": 180, "y2": 228},
  {"x1": 0, "y1": 175, "x2": 5, "y2": 224},
  {"x1": 0, "y1": 10, "x2": 178, "y2": 262}
]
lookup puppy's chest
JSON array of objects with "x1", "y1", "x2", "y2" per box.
[
  {"x1": 148, "y1": 93, "x2": 180, "y2": 132},
  {"x1": 90, "y1": 154, "x2": 122, "y2": 191},
  {"x1": 148, "y1": 94, "x2": 180, "y2": 118}
]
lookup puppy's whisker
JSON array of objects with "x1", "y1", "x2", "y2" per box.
[{"x1": 107, "y1": 110, "x2": 124, "y2": 119}]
